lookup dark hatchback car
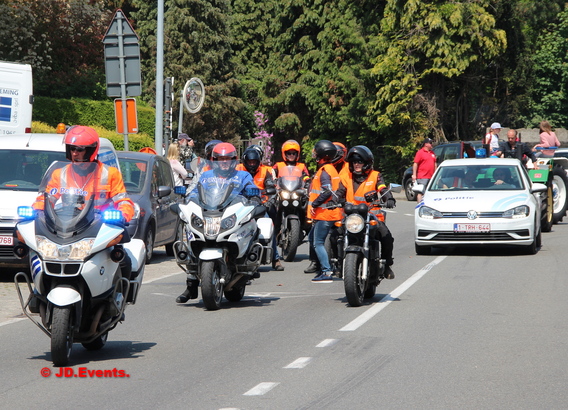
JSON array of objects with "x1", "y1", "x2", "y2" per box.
[
  {"x1": 117, "y1": 151, "x2": 181, "y2": 262},
  {"x1": 402, "y1": 141, "x2": 483, "y2": 200}
]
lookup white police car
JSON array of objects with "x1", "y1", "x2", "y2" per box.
[
  {"x1": 413, "y1": 158, "x2": 547, "y2": 255},
  {"x1": 0, "y1": 133, "x2": 119, "y2": 269}
]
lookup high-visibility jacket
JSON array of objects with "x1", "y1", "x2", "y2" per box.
[
  {"x1": 340, "y1": 170, "x2": 386, "y2": 221},
  {"x1": 236, "y1": 164, "x2": 274, "y2": 190},
  {"x1": 273, "y1": 162, "x2": 310, "y2": 179},
  {"x1": 308, "y1": 163, "x2": 341, "y2": 221},
  {"x1": 33, "y1": 161, "x2": 135, "y2": 222}
]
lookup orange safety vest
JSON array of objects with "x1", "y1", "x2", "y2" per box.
[
  {"x1": 33, "y1": 162, "x2": 135, "y2": 222},
  {"x1": 308, "y1": 163, "x2": 341, "y2": 221},
  {"x1": 274, "y1": 162, "x2": 309, "y2": 178},
  {"x1": 340, "y1": 170, "x2": 386, "y2": 221}
]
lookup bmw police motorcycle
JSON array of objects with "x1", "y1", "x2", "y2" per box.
[
  {"x1": 13, "y1": 161, "x2": 145, "y2": 366},
  {"x1": 171, "y1": 176, "x2": 274, "y2": 310}
]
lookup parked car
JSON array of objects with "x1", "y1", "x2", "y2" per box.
[
  {"x1": 413, "y1": 158, "x2": 546, "y2": 255},
  {"x1": 402, "y1": 141, "x2": 483, "y2": 201},
  {"x1": 117, "y1": 151, "x2": 181, "y2": 263},
  {"x1": 0, "y1": 133, "x2": 119, "y2": 269}
]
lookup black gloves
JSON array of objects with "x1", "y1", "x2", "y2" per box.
[{"x1": 385, "y1": 198, "x2": 396, "y2": 209}]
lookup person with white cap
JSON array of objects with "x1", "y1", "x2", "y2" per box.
[{"x1": 484, "y1": 123, "x2": 502, "y2": 154}]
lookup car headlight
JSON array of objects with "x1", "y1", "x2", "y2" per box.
[
  {"x1": 280, "y1": 191, "x2": 291, "y2": 200},
  {"x1": 221, "y1": 214, "x2": 236, "y2": 230},
  {"x1": 36, "y1": 236, "x2": 95, "y2": 260},
  {"x1": 345, "y1": 214, "x2": 365, "y2": 233},
  {"x1": 502, "y1": 205, "x2": 529, "y2": 219},
  {"x1": 418, "y1": 206, "x2": 443, "y2": 219}
]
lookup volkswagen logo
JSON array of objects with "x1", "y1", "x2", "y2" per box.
[{"x1": 467, "y1": 210, "x2": 478, "y2": 220}]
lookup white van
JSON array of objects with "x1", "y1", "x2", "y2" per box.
[
  {"x1": 0, "y1": 61, "x2": 33, "y2": 135},
  {"x1": 0, "y1": 134, "x2": 119, "y2": 269}
]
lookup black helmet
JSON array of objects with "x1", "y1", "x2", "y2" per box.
[
  {"x1": 242, "y1": 147, "x2": 262, "y2": 174},
  {"x1": 248, "y1": 144, "x2": 264, "y2": 161},
  {"x1": 346, "y1": 145, "x2": 374, "y2": 175},
  {"x1": 312, "y1": 140, "x2": 337, "y2": 164},
  {"x1": 204, "y1": 139, "x2": 222, "y2": 159}
]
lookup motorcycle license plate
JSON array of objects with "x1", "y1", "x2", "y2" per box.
[
  {"x1": 0, "y1": 235, "x2": 13, "y2": 245},
  {"x1": 454, "y1": 223, "x2": 490, "y2": 233}
]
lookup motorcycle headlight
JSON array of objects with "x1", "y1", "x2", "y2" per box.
[
  {"x1": 291, "y1": 192, "x2": 300, "y2": 200},
  {"x1": 221, "y1": 214, "x2": 237, "y2": 230},
  {"x1": 502, "y1": 205, "x2": 529, "y2": 219},
  {"x1": 36, "y1": 236, "x2": 95, "y2": 260},
  {"x1": 418, "y1": 206, "x2": 443, "y2": 219},
  {"x1": 204, "y1": 217, "x2": 221, "y2": 237},
  {"x1": 192, "y1": 214, "x2": 204, "y2": 229},
  {"x1": 281, "y1": 191, "x2": 291, "y2": 200},
  {"x1": 345, "y1": 214, "x2": 365, "y2": 233}
]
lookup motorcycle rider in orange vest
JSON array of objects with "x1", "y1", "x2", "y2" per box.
[
  {"x1": 307, "y1": 140, "x2": 342, "y2": 282},
  {"x1": 336, "y1": 145, "x2": 396, "y2": 279},
  {"x1": 273, "y1": 139, "x2": 310, "y2": 181},
  {"x1": 332, "y1": 142, "x2": 349, "y2": 174},
  {"x1": 238, "y1": 146, "x2": 284, "y2": 271}
]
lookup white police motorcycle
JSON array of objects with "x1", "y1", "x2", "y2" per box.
[
  {"x1": 171, "y1": 178, "x2": 274, "y2": 310},
  {"x1": 13, "y1": 161, "x2": 145, "y2": 367}
]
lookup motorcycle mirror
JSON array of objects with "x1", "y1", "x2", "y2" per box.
[
  {"x1": 388, "y1": 183, "x2": 403, "y2": 193},
  {"x1": 264, "y1": 187, "x2": 276, "y2": 196}
]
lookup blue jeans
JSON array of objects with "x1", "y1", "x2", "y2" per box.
[{"x1": 308, "y1": 220, "x2": 335, "y2": 273}]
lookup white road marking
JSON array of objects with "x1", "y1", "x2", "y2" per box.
[
  {"x1": 339, "y1": 255, "x2": 447, "y2": 331},
  {"x1": 0, "y1": 317, "x2": 26, "y2": 327},
  {"x1": 284, "y1": 357, "x2": 312, "y2": 369},
  {"x1": 404, "y1": 213, "x2": 414, "y2": 216},
  {"x1": 143, "y1": 271, "x2": 182, "y2": 284},
  {"x1": 243, "y1": 382, "x2": 279, "y2": 396},
  {"x1": 316, "y1": 338, "x2": 338, "y2": 347}
]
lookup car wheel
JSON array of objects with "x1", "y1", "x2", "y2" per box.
[
  {"x1": 405, "y1": 178, "x2": 416, "y2": 201},
  {"x1": 144, "y1": 225, "x2": 155, "y2": 263}
]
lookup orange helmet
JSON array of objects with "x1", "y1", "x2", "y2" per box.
[
  {"x1": 281, "y1": 139, "x2": 301, "y2": 161},
  {"x1": 332, "y1": 142, "x2": 347, "y2": 165},
  {"x1": 64, "y1": 125, "x2": 100, "y2": 162}
]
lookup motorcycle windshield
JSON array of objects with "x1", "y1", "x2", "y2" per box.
[
  {"x1": 37, "y1": 161, "x2": 108, "y2": 236},
  {"x1": 195, "y1": 177, "x2": 245, "y2": 211},
  {"x1": 278, "y1": 165, "x2": 303, "y2": 191}
]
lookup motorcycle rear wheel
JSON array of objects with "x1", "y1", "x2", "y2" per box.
[
  {"x1": 82, "y1": 332, "x2": 108, "y2": 351},
  {"x1": 51, "y1": 306, "x2": 74, "y2": 367},
  {"x1": 343, "y1": 253, "x2": 365, "y2": 307},
  {"x1": 201, "y1": 261, "x2": 223, "y2": 310},
  {"x1": 224, "y1": 285, "x2": 246, "y2": 302},
  {"x1": 282, "y1": 218, "x2": 301, "y2": 262}
]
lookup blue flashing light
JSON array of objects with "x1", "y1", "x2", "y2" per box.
[
  {"x1": 102, "y1": 209, "x2": 124, "y2": 224},
  {"x1": 475, "y1": 148, "x2": 487, "y2": 158},
  {"x1": 174, "y1": 186, "x2": 187, "y2": 195},
  {"x1": 17, "y1": 206, "x2": 35, "y2": 219},
  {"x1": 246, "y1": 187, "x2": 260, "y2": 197}
]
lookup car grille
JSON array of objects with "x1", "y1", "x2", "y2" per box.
[
  {"x1": 439, "y1": 212, "x2": 504, "y2": 218},
  {"x1": 417, "y1": 230, "x2": 530, "y2": 241}
]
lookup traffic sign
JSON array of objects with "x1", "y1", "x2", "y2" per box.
[
  {"x1": 103, "y1": 9, "x2": 142, "y2": 97},
  {"x1": 114, "y1": 98, "x2": 138, "y2": 134}
]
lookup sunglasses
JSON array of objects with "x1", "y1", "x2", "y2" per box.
[{"x1": 69, "y1": 146, "x2": 86, "y2": 153}]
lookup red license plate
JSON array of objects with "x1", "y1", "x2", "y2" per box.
[
  {"x1": 454, "y1": 223, "x2": 490, "y2": 233},
  {"x1": 0, "y1": 235, "x2": 13, "y2": 246}
]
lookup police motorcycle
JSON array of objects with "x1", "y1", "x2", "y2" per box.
[
  {"x1": 13, "y1": 161, "x2": 146, "y2": 367},
  {"x1": 275, "y1": 165, "x2": 310, "y2": 261},
  {"x1": 171, "y1": 178, "x2": 274, "y2": 310},
  {"x1": 332, "y1": 183, "x2": 402, "y2": 307}
]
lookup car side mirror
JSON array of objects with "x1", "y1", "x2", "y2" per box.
[
  {"x1": 158, "y1": 185, "x2": 172, "y2": 198},
  {"x1": 530, "y1": 183, "x2": 547, "y2": 194}
]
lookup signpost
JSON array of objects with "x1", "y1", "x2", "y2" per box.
[{"x1": 103, "y1": 9, "x2": 141, "y2": 151}]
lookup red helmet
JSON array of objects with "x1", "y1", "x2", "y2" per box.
[
  {"x1": 281, "y1": 139, "x2": 301, "y2": 161},
  {"x1": 211, "y1": 142, "x2": 238, "y2": 176},
  {"x1": 64, "y1": 125, "x2": 100, "y2": 162}
]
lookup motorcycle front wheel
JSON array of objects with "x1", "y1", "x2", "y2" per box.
[
  {"x1": 201, "y1": 261, "x2": 223, "y2": 310},
  {"x1": 343, "y1": 253, "x2": 365, "y2": 307},
  {"x1": 51, "y1": 305, "x2": 74, "y2": 366},
  {"x1": 282, "y1": 218, "x2": 301, "y2": 262}
]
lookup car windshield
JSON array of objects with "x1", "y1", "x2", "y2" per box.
[
  {"x1": 119, "y1": 158, "x2": 147, "y2": 194},
  {"x1": 0, "y1": 149, "x2": 67, "y2": 192},
  {"x1": 429, "y1": 164, "x2": 524, "y2": 191}
]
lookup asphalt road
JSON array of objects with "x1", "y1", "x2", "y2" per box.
[{"x1": 2, "y1": 196, "x2": 568, "y2": 409}]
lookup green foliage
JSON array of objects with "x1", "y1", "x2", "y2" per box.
[{"x1": 33, "y1": 96, "x2": 155, "y2": 136}]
